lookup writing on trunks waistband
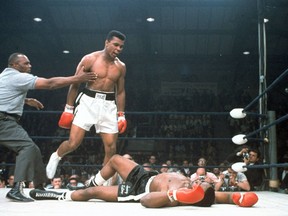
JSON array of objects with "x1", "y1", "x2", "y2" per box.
[{"x1": 83, "y1": 88, "x2": 115, "y2": 101}]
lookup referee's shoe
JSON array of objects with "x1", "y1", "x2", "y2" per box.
[{"x1": 6, "y1": 181, "x2": 34, "y2": 202}]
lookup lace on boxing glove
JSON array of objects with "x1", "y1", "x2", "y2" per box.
[{"x1": 64, "y1": 104, "x2": 74, "y2": 113}]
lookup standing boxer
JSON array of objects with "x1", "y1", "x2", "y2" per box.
[
  {"x1": 0, "y1": 52, "x2": 96, "y2": 202},
  {"x1": 46, "y1": 30, "x2": 127, "y2": 180},
  {"x1": 30, "y1": 154, "x2": 258, "y2": 208}
]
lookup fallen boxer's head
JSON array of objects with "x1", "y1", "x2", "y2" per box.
[{"x1": 192, "y1": 182, "x2": 215, "y2": 207}]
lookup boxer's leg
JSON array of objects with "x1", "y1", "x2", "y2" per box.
[{"x1": 46, "y1": 125, "x2": 86, "y2": 179}]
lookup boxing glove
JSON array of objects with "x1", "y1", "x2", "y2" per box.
[
  {"x1": 58, "y1": 104, "x2": 74, "y2": 129},
  {"x1": 117, "y1": 111, "x2": 127, "y2": 134},
  {"x1": 232, "y1": 192, "x2": 258, "y2": 207},
  {"x1": 167, "y1": 185, "x2": 204, "y2": 204}
]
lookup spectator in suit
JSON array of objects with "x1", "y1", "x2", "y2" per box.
[
  {"x1": 179, "y1": 160, "x2": 194, "y2": 177},
  {"x1": 244, "y1": 148, "x2": 265, "y2": 191}
]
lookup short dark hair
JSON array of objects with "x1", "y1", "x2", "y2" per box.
[
  {"x1": 192, "y1": 187, "x2": 215, "y2": 207},
  {"x1": 106, "y1": 30, "x2": 126, "y2": 41},
  {"x1": 8, "y1": 52, "x2": 24, "y2": 66},
  {"x1": 249, "y1": 148, "x2": 261, "y2": 158},
  {"x1": 52, "y1": 176, "x2": 62, "y2": 180}
]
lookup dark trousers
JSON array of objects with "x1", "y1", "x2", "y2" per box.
[{"x1": 0, "y1": 113, "x2": 46, "y2": 186}]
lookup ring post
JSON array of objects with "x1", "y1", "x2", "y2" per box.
[{"x1": 267, "y1": 111, "x2": 279, "y2": 191}]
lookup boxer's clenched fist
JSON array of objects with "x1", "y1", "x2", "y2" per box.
[
  {"x1": 167, "y1": 185, "x2": 204, "y2": 204},
  {"x1": 232, "y1": 192, "x2": 258, "y2": 207},
  {"x1": 58, "y1": 104, "x2": 74, "y2": 129},
  {"x1": 117, "y1": 111, "x2": 127, "y2": 134}
]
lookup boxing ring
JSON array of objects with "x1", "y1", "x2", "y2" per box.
[
  {"x1": 2, "y1": 10, "x2": 288, "y2": 213},
  {"x1": 1, "y1": 188, "x2": 288, "y2": 216},
  {"x1": 2, "y1": 66, "x2": 288, "y2": 215},
  {"x1": 1, "y1": 68, "x2": 288, "y2": 215}
]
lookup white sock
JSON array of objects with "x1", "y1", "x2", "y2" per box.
[
  {"x1": 103, "y1": 177, "x2": 113, "y2": 186},
  {"x1": 94, "y1": 172, "x2": 106, "y2": 186},
  {"x1": 65, "y1": 191, "x2": 73, "y2": 201},
  {"x1": 55, "y1": 151, "x2": 62, "y2": 159}
]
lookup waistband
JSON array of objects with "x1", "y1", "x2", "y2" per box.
[
  {"x1": 0, "y1": 111, "x2": 21, "y2": 122},
  {"x1": 82, "y1": 88, "x2": 115, "y2": 101},
  {"x1": 145, "y1": 175, "x2": 156, "y2": 193}
]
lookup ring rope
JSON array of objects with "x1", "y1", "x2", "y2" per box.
[
  {"x1": 23, "y1": 110, "x2": 264, "y2": 117},
  {"x1": 3, "y1": 162, "x2": 288, "y2": 170},
  {"x1": 243, "y1": 67, "x2": 288, "y2": 113},
  {"x1": 244, "y1": 113, "x2": 288, "y2": 139},
  {"x1": 30, "y1": 136, "x2": 263, "y2": 142}
]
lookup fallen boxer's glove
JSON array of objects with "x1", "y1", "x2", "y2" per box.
[
  {"x1": 232, "y1": 192, "x2": 258, "y2": 207},
  {"x1": 117, "y1": 111, "x2": 127, "y2": 134},
  {"x1": 167, "y1": 185, "x2": 204, "y2": 204},
  {"x1": 58, "y1": 104, "x2": 74, "y2": 129}
]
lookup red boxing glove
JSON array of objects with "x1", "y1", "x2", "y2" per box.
[
  {"x1": 232, "y1": 192, "x2": 258, "y2": 207},
  {"x1": 58, "y1": 104, "x2": 74, "y2": 129},
  {"x1": 167, "y1": 185, "x2": 204, "y2": 204},
  {"x1": 117, "y1": 111, "x2": 127, "y2": 134}
]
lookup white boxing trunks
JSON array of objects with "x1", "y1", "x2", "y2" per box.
[{"x1": 72, "y1": 88, "x2": 118, "y2": 133}]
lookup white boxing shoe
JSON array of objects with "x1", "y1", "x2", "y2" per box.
[
  {"x1": 46, "y1": 152, "x2": 61, "y2": 179},
  {"x1": 85, "y1": 175, "x2": 98, "y2": 188}
]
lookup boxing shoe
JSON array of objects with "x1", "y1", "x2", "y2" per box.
[
  {"x1": 6, "y1": 182, "x2": 34, "y2": 202},
  {"x1": 66, "y1": 174, "x2": 100, "y2": 190},
  {"x1": 85, "y1": 175, "x2": 98, "y2": 188},
  {"x1": 232, "y1": 192, "x2": 258, "y2": 207},
  {"x1": 29, "y1": 189, "x2": 66, "y2": 200},
  {"x1": 46, "y1": 152, "x2": 61, "y2": 179}
]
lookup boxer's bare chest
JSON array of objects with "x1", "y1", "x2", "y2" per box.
[
  {"x1": 86, "y1": 58, "x2": 121, "y2": 91},
  {"x1": 151, "y1": 173, "x2": 192, "y2": 191}
]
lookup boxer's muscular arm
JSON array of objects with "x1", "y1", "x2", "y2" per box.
[
  {"x1": 215, "y1": 191, "x2": 233, "y2": 204},
  {"x1": 115, "y1": 62, "x2": 126, "y2": 112},
  {"x1": 66, "y1": 57, "x2": 90, "y2": 106},
  {"x1": 116, "y1": 63, "x2": 127, "y2": 134},
  {"x1": 66, "y1": 82, "x2": 81, "y2": 106},
  {"x1": 215, "y1": 191, "x2": 258, "y2": 207},
  {"x1": 140, "y1": 186, "x2": 204, "y2": 208},
  {"x1": 140, "y1": 191, "x2": 178, "y2": 208}
]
